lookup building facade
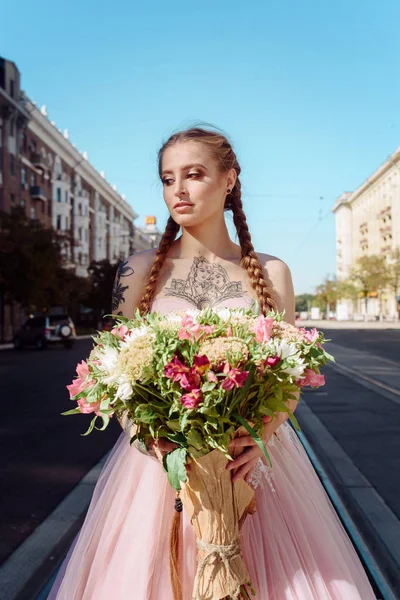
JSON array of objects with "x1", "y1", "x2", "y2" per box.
[
  {"x1": 0, "y1": 57, "x2": 161, "y2": 340},
  {"x1": 332, "y1": 148, "x2": 400, "y2": 319}
]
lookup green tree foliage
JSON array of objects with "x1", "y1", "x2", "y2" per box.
[
  {"x1": 386, "y1": 247, "x2": 400, "y2": 318},
  {"x1": 349, "y1": 254, "x2": 390, "y2": 316},
  {"x1": 314, "y1": 276, "x2": 338, "y2": 317},
  {"x1": 0, "y1": 207, "x2": 85, "y2": 314},
  {"x1": 295, "y1": 293, "x2": 314, "y2": 312},
  {"x1": 86, "y1": 259, "x2": 119, "y2": 323}
]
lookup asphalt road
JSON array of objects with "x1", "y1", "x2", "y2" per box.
[
  {"x1": 1, "y1": 329, "x2": 399, "y2": 573},
  {"x1": 0, "y1": 342, "x2": 121, "y2": 566}
]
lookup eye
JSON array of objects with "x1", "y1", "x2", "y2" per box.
[
  {"x1": 162, "y1": 177, "x2": 173, "y2": 186},
  {"x1": 187, "y1": 171, "x2": 200, "y2": 179}
]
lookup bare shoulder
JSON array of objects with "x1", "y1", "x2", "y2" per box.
[
  {"x1": 112, "y1": 248, "x2": 157, "y2": 318},
  {"x1": 257, "y1": 252, "x2": 295, "y2": 324}
]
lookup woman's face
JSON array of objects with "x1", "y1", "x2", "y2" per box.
[{"x1": 161, "y1": 141, "x2": 233, "y2": 227}]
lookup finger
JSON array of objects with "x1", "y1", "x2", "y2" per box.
[
  {"x1": 226, "y1": 447, "x2": 258, "y2": 470},
  {"x1": 228, "y1": 436, "x2": 255, "y2": 450},
  {"x1": 232, "y1": 461, "x2": 256, "y2": 483}
]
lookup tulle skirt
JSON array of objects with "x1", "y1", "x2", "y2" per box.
[{"x1": 48, "y1": 422, "x2": 376, "y2": 599}]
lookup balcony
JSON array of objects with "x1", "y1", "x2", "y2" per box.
[
  {"x1": 30, "y1": 152, "x2": 47, "y2": 171},
  {"x1": 30, "y1": 186, "x2": 47, "y2": 201}
]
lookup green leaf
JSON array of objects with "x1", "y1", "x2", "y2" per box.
[
  {"x1": 96, "y1": 414, "x2": 110, "y2": 431},
  {"x1": 163, "y1": 447, "x2": 188, "y2": 491},
  {"x1": 61, "y1": 408, "x2": 81, "y2": 416},
  {"x1": 81, "y1": 415, "x2": 98, "y2": 436},
  {"x1": 233, "y1": 412, "x2": 272, "y2": 468}
]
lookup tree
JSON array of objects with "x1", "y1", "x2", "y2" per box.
[
  {"x1": 314, "y1": 276, "x2": 338, "y2": 318},
  {"x1": 295, "y1": 294, "x2": 315, "y2": 313},
  {"x1": 0, "y1": 208, "x2": 63, "y2": 311},
  {"x1": 386, "y1": 247, "x2": 400, "y2": 320},
  {"x1": 349, "y1": 255, "x2": 390, "y2": 319},
  {"x1": 85, "y1": 259, "x2": 119, "y2": 325}
]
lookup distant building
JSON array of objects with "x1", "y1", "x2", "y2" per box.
[
  {"x1": 0, "y1": 56, "x2": 161, "y2": 340},
  {"x1": 332, "y1": 148, "x2": 400, "y2": 319},
  {"x1": 134, "y1": 215, "x2": 163, "y2": 252}
]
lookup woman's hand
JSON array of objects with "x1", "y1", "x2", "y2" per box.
[
  {"x1": 226, "y1": 417, "x2": 273, "y2": 484},
  {"x1": 149, "y1": 438, "x2": 178, "y2": 463},
  {"x1": 149, "y1": 439, "x2": 192, "y2": 474}
]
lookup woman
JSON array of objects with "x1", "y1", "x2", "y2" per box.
[{"x1": 49, "y1": 127, "x2": 376, "y2": 599}]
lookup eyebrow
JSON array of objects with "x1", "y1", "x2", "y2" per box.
[{"x1": 161, "y1": 163, "x2": 208, "y2": 175}]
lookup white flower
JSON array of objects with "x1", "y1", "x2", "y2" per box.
[
  {"x1": 121, "y1": 325, "x2": 150, "y2": 349},
  {"x1": 97, "y1": 347, "x2": 119, "y2": 373},
  {"x1": 115, "y1": 377, "x2": 133, "y2": 401},
  {"x1": 281, "y1": 361, "x2": 306, "y2": 378},
  {"x1": 165, "y1": 313, "x2": 183, "y2": 323},
  {"x1": 215, "y1": 308, "x2": 232, "y2": 321},
  {"x1": 273, "y1": 339, "x2": 298, "y2": 360}
]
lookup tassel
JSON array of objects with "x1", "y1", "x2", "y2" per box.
[{"x1": 170, "y1": 491, "x2": 183, "y2": 600}]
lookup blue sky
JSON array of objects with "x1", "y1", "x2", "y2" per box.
[{"x1": 2, "y1": 0, "x2": 400, "y2": 294}]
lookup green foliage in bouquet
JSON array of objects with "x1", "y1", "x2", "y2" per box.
[{"x1": 63, "y1": 302, "x2": 334, "y2": 491}]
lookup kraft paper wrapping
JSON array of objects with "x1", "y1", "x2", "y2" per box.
[{"x1": 181, "y1": 449, "x2": 256, "y2": 600}]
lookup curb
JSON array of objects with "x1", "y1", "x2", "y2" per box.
[
  {"x1": 297, "y1": 400, "x2": 399, "y2": 599},
  {"x1": 0, "y1": 453, "x2": 109, "y2": 600},
  {"x1": 0, "y1": 335, "x2": 94, "y2": 351}
]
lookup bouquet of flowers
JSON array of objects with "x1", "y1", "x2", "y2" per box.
[{"x1": 64, "y1": 303, "x2": 334, "y2": 600}]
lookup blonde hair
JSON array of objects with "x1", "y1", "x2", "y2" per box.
[{"x1": 138, "y1": 127, "x2": 277, "y2": 315}]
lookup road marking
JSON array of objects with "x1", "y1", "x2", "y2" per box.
[{"x1": 329, "y1": 361, "x2": 400, "y2": 407}]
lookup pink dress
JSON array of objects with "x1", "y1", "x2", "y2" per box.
[{"x1": 48, "y1": 297, "x2": 376, "y2": 600}]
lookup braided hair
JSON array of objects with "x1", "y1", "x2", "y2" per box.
[{"x1": 138, "y1": 127, "x2": 277, "y2": 315}]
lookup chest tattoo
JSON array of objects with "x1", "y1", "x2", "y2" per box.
[{"x1": 164, "y1": 256, "x2": 246, "y2": 309}]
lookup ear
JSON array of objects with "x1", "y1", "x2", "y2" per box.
[{"x1": 226, "y1": 168, "x2": 238, "y2": 191}]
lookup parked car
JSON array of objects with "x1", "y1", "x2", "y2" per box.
[{"x1": 13, "y1": 314, "x2": 77, "y2": 350}]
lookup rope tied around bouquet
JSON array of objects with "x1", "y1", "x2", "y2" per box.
[{"x1": 193, "y1": 538, "x2": 242, "y2": 600}]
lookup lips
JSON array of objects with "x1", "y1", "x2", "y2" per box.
[{"x1": 174, "y1": 202, "x2": 194, "y2": 209}]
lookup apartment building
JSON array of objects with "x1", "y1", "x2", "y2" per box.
[
  {"x1": 332, "y1": 148, "x2": 400, "y2": 319},
  {"x1": 0, "y1": 57, "x2": 161, "y2": 339}
]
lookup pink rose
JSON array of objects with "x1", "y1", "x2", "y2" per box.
[
  {"x1": 226, "y1": 325, "x2": 233, "y2": 337},
  {"x1": 66, "y1": 361, "x2": 95, "y2": 398},
  {"x1": 300, "y1": 327, "x2": 319, "y2": 344},
  {"x1": 253, "y1": 315, "x2": 274, "y2": 343},
  {"x1": 179, "y1": 315, "x2": 203, "y2": 340},
  {"x1": 221, "y1": 367, "x2": 249, "y2": 390},
  {"x1": 207, "y1": 370, "x2": 218, "y2": 383},
  {"x1": 164, "y1": 356, "x2": 189, "y2": 382},
  {"x1": 179, "y1": 367, "x2": 201, "y2": 391},
  {"x1": 193, "y1": 354, "x2": 210, "y2": 375},
  {"x1": 181, "y1": 388, "x2": 202, "y2": 409},
  {"x1": 110, "y1": 325, "x2": 129, "y2": 340},
  {"x1": 265, "y1": 355, "x2": 280, "y2": 368},
  {"x1": 77, "y1": 397, "x2": 102, "y2": 416},
  {"x1": 297, "y1": 368, "x2": 325, "y2": 388}
]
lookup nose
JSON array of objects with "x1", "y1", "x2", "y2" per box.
[{"x1": 173, "y1": 178, "x2": 188, "y2": 198}]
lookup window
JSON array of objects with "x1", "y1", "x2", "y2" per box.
[
  {"x1": 65, "y1": 190, "x2": 68, "y2": 203},
  {"x1": 10, "y1": 193, "x2": 15, "y2": 205},
  {"x1": 21, "y1": 167, "x2": 26, "y2": 186},
  {"x1": 10, "y1": 79, "x2": 15, "y2": 98},
  {"x1": 66, "y1": 218, "x2": 69, "y2": 229},
  {"x1": 31, "y1": 207, "x2": 36, "y2": 219},
  {"x1": 10, "y1": 155, "x2": 15, "y2": 176},
  {"x1": 56, "y1": 187, "x2": 61, "y2": 203},
  {"x1": 56, "y1": 215, "x2": 61, "y2": 230},
  {"x1": 30, "y1": 172, "x2": 35, "y2": 186},
  {"x1": 10, "y1": 119, "x2": 15, "y2": 138}
]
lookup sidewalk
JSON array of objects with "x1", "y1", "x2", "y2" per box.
[
  {"x1": 297, "y1": 319, "x2": 400, "y2": 330},
  {"x1": 0, "y1": 334, "x2": 93, "y2": 351}
]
